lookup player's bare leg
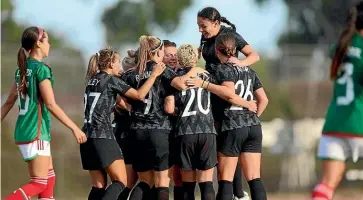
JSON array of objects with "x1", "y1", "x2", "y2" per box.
[
  {"x1": 103, "y1": 159, "x2": 127, "y2": 200},
  {"x1": 239, "y1": 153, "x2": 266, "y2": 200},
  {"x1": 154, "y1": 168, "x2": 172, "y2": 200},
  {"x1": 197, "y1": 168, "x2": 215, "y2": 200},
  {"x1": 118, "y1": 164, "x2": 138, "y2": 200},
  {"x1": 311, "y1": 160, "x2": 345, "y2": 200},
  {"x1": 129, "y1": 170, "x2": 153, "y2": 200},
  {"x1": 173, "y1": 165, "x2": 183, "y2": 200},
  {"x1": 216, "y1": 153, "x2": 239, "y2": 200},
  {"x1": 38, "y1": 157, "x2": 56, "y2": 200},
  {"x1": 181, "y1": 170, "x2": 197, "y2": 200},
  {"x1": 5, "y1": 156, "x2": 50, "y2": 200},
  {"x1": 88, "y1": 170, "x2": 107, "y2": 200}
]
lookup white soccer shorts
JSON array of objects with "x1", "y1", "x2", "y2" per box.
[
  {"x1": 317, "y1": 135, "x2": 363, "y2": 162},
  {"x1": 18, "y1": 140, "x2": 51, "y2": 161}
]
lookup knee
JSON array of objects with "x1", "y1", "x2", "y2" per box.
[
  {"x1": 154, "y1": 170, "x2": 171, "y2": 187},
  {"x1": 92, "y1": 177, "x2": 107, "y2": 188}
]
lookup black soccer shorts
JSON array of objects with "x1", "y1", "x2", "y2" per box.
[
  {"x1": 131, "y1": 129, "x2": 173, "y2": 172},
  {"x1": 175, "y1": 133, "x2": 217, "y2": 171},
  {"x1": 80, "y1": 138, "x2": 124, "y2": 170},
  {"x1": 217, "y1": 125, "x2": 262, "y2": 156}
]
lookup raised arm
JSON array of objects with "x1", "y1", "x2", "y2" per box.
[
  {"x1": 124, "y1": 62, "x2": 166, "y2": 101},
  {"x1": 1, "y1": 82, "x2": 18, "y2": 121},
  {"x1": 228, "y1": 32, "x2": 260, "y2": 67},
  {"x1": 254, "y1": 88, "x2": 268, "y2": 117},
  {"x1": 39, "y1": 80, "x2": 87, "y2": 143}
]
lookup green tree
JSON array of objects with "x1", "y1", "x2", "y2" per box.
[
  {"x1": 102, "y1": 0, "x2": 192, "y2": 46},
  {"x1": 255, "y1": 0, "x2": 361, "y2": 44}
]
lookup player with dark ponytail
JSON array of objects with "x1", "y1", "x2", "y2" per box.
[
  {"x1": 312, "y1": 2, "x2": 363, "y2": 200},
  {"x1": 1, "y1": 26, "x2": 87, "y2": 200},
  {"x1": 197, "y1": 7, "x2": 261, "y2": 200}
]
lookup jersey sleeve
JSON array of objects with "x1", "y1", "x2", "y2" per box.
[
  {"x1": 36, "y1": 64, "x2": 52, "y2": 82},
  {"x1": 253, "y1": 72, "x2": 263, "y2": 91},
  {"x1": 234, "y1": 32, "x2": 248, "y2": 52},
  {"x1": 110, "y1": 76, "x2": 132, "y2": 95},
  {"x1": 215, "y1": 64, "x2": 234, "y2": 84},
  {"x1": 162, "y1": 66, "x2": 178, "y2": 85}
]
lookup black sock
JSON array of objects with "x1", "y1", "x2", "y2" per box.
[
  {"x1": 150, "y1": 185, "x2": 157, "y2": 200},
  {"x1": 88, "y1": 186, "x2": 106, "y2": 200},
  {"x1": 247, "y1": 178, "x2": 267, "y2": 200},
  {"x1": 233, "y1": 163, "x2": 244, "y2": 198},
  {"x1": 102, "y1": 181, "x2": 125, "y2": 200},
  {"x1": 129, "y1": 181, "x2": 151, "y2": 200},
  {"x1": 199, "y1": 181, "x2": 215, "y2": 200},
  {"x1": 118, "y1": 187, "x2": 132, "y2": 200},
  {"x1": 182, "y1": 182, "x2": 196, "y2": 200},
  {"x1": 173, "y1": 185, "x2": 184, "y2": 200},
  {"x1": 156, "y1": 187, "x2": 169, "y2": 200},
  {"x1": 216, "y1": 180, "x2": 233, "y2": 200}
]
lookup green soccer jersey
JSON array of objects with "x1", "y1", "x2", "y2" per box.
[
  {"x1": 323, "y1": 33, "x2": 363, "y2": 137},
  {"x1": 14, "y1": 58, "x2": 54, "y2": 144}
]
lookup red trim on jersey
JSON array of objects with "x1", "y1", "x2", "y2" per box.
[
  {"x1": 15, "y1": 96, "x2": 43, "y2": 145},
  {"x1": 323, "y1": 132, "x2": 363, "y2": 138}
]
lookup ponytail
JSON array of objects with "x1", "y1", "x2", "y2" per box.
[
  {"x1": 136, "y1": 35, "x2": 150, "y2": 76},
  {"x1": 220, "y1": 17, "x2": 236, "y2": 31},
  {"x1": 86, "y1": 53, "x2": 99, "y2": 81},
  {"x1": 17, "y1": 47, "x2": 28, "y2": 96},
  {"x1": 331, "y1": 7, "x2": 357, "y2": 80}
]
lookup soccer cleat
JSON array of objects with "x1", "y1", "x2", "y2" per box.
[{"x1": 233, "y1": 191, "x2": 250, "y2": 200}]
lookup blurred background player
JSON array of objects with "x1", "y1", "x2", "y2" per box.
[
  {"x1": 197, "y1": 6, "x2": 261, "y2": 200},
  {"x1": 311, "y1": 2, "x2": 363, "y2": 200},
  {"x1": 163, "y1": 40, "x2": 180, "y2": 70},
  {"x1": 81, "y1": 47, "x2": 165, "y2": 200},
  {"x1": 1, "y1": 26, "x2": 87, "y2": 200}
]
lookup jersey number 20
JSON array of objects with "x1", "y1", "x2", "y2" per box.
[
  {"x1": 336, "y1": 63, "x2": 354, "y2": 106},
  {"x1": 182, "y1": 88, "x2": 211, "y2": 117}
]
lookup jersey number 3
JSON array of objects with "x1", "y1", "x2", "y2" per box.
[{"x1": 336, "y1": 63, "x2": 354, "y2": 106}]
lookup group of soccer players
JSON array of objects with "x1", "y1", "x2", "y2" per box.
[{"x1": 2, "y1": 4, "x2": 363, "y2": 200}]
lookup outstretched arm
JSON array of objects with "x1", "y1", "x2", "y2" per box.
[
  {"x1": 1, "y1": 82, "x2": 18, "y2": 121},
  {"x1": 40, "y1": 80, "x2": 87, "y2": 143}
]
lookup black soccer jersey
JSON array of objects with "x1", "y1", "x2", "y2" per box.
[
  {"x1": 214, "y1": 63, "x2": 262, "y2": 131},
  {"x1": 82, "y1": 71, "x2": 131, "y2": 139},
  {"x1": 125, "y1": 61, "x2": 178, "y2": 130},
  {"x1": 200, "y1": 26, "x2": 248, "y2": 75},
  {"x1": 112, "y1": 69, "x2": 135, "y2": 138},
  {"x1": 173, "y1": 68, "x2": 216, "y2": 137}
]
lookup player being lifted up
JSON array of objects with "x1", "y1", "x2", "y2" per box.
[
  {"x1": 165, "y1": 44, "x2": 257, "y2": 200},
  {"x1": 81, "y1": 47, "x2": 165, "y2": 200},
  {"x1": 197, "y1": 7, "x2": 261, "y2": 199},
  {"x1": 124, "y1": 36, "x2": 207, "y2": 200},
  {"x1": 1, "y1": 27, "x2": 87, "y2": 200},
  {"x1": 188, "y1": 33, "x2": 268, "y2": 200},
  {"x1": 312, "y1": 2, "x2": 363, "y2": 200}
]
